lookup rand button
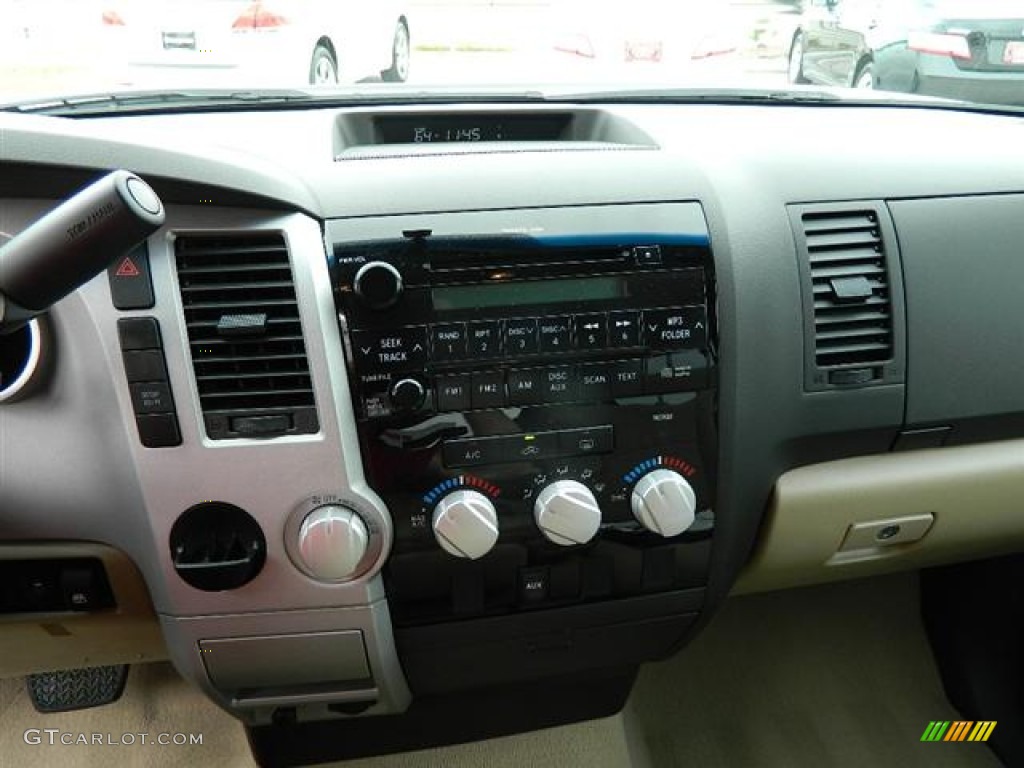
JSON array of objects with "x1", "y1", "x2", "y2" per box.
[{"x1": 432, "y1": 323, "x2": 467, "y2": 361}]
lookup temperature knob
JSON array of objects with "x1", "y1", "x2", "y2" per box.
[
  {"x1": 353, "y1": 261, "x2": 403, "y2": 309},
  {"x1": 534, "y1": 480, "x2": 601, "y2": 546},
  {"x1": 432, "y1": 490, "x2": 499, "y2": 560},
  {"x1": 631, "y1": 469, "x2": 696, "y2": 538},
  {"x1": 296, "y1": 505, "x2": 370, "y2": 581}
]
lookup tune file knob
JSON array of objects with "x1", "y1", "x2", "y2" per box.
[
  {"x1": 432, "y1": 489, "x2": 500, "y2": 560},
  {"x1": 296, "y1": 505, "x2": 370, "y2": 581},
  {"x1": 389, "y1": 377, "x2": 426, "y2": 412},
  {"x1": 533, "y1": 480, "x2": 602, "y2": 546},
  {"x1": 630, "y1": 468, "x2": 696, "y2": 537}
]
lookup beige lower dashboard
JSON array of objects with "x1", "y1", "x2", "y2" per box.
[
  {"x1": 0, "y1": 543, "x2": 167, "y2": 678},
  {"x1": 734, "y1": 439, "x2": 1024, "y2": 594}
]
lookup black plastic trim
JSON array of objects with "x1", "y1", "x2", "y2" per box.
[{"x1": 247, "y1": 665, "x2": 637, "y2": 767}]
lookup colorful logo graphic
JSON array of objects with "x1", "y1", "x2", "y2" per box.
[{"x1": 921, "y1": 721, "x2": 997, "y2": 742}]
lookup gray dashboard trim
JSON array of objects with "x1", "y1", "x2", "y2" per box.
[
  {"x1": 890, "y1": 194, "x2": 1024, "y2": 427},
  {"x1": 0, "y1": 113, "x2": 321, "y2": 214}
]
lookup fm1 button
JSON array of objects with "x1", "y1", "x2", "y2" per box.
[{"x1": 437, "y1": 375, "x2": 472, "y2": 412}]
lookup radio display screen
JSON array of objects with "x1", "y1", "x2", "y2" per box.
[{"x1": 432, "y1": 277, "x2": 626, "y2": 311}]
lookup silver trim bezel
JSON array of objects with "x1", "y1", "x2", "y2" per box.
[
  {"x1": 284, "y1": 492, "x2": 390, "y2": 583},
  {"x1": 0, "y1": 317, "x2": 43, "y2": 403}
]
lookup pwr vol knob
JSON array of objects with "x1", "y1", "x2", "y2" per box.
[{"x1": 353, "y1": 261, "x2": 403, "y2": 309}]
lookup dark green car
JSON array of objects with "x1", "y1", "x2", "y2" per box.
[{"x1": 790, "y1": 0, "x2": 1024, "y2": 106}]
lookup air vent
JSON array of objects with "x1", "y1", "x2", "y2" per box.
[
  {"x1": 175, "y1": 233, "x2": 318, "y2": 440},
  {"x1": 792, "y1": 204, "x2": 905, "y2": 390}
]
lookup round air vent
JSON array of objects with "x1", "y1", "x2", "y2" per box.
[
  {"x1": 170, "y1": 502, "x2": 266, "y2": 591},
  {"x1": 0, "y1": 318, "x2": 45, "y2": 403}
]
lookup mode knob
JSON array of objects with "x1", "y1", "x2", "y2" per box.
[
  {"x1": 353, "y1": 261, "x2": 403, "y2": 309},
  {"x1": 296, "y1": 505, "x2": 370, "y2": 581},
  {"x1": 630, "y1": 469, "x2": 696, "y2": 538},
  {"x1": 534, "y1": 480, "x2": 601, "y2": 546},
  {"x1": 432, "y1": 490, "x2": 499, "y2": 560}
]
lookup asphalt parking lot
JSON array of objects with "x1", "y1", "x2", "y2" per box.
[{"x1": 0, "y1": 0, "x2": 795, "y2": 100}]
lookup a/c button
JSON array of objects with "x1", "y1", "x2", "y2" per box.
[{"x1": 442, "y1": 437, "x2": 504, "y2": 468}]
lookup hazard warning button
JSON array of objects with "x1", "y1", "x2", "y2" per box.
[{"x1": 107, "y1": 242, "x2": 154, "y2": 310}]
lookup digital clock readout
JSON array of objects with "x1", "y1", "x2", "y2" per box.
[
  {"x1": 374, "y1": 113, "x2": 572, "y2": 144},
  {"x1": 414, "y1": 126, "x2": 488, "y2": 143}
]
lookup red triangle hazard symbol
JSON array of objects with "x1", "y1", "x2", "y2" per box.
[{"x1": 116, "y1": 257, "x2": 140, "y2": 278}]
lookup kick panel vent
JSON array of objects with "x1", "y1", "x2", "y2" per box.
[
  {"x1": 175, "y1": 233, "x2": 318, "y2": 439},
  {"x1": 792, "y1": 204, "x2": 905, "y2": 390}
]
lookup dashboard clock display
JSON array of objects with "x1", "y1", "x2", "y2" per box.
[{"x1": 374, "y1": 113, "x2": 572, "y2": 144}]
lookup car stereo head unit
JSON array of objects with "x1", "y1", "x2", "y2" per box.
[{"x1": 327, "y1": 203, "x2": 718, "y2": 629}]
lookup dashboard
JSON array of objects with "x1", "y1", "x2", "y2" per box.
[{"x1": 2, "y1": 97, "x2": 1024, "y2": 765}]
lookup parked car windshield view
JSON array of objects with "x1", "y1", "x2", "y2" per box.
[{"x1": 2, "y1": 0, "x2": 1023, "y2": 109}]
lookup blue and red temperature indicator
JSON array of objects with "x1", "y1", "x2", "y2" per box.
[
  {"x1": 623, "y1": 455, "x2": 697, "y2": 484},
  {"x1": 422, "y1": 475, "x2": 501, "y2": 506}
]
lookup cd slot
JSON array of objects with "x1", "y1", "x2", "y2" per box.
[{"x1": 428, "y1": 252, "x2": 628, "y2": 278}]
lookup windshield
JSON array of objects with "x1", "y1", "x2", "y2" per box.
[{"x1": 2, "y1": 0, "x2": 1023, "y2": 111}]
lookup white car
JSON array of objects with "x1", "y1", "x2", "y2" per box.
[
  {"x1": 99, "y1": 0, "x2": 410, "y2": 86},
  {"x1": 551, "y1": 0, "x2": 740, "y2": 81}
]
